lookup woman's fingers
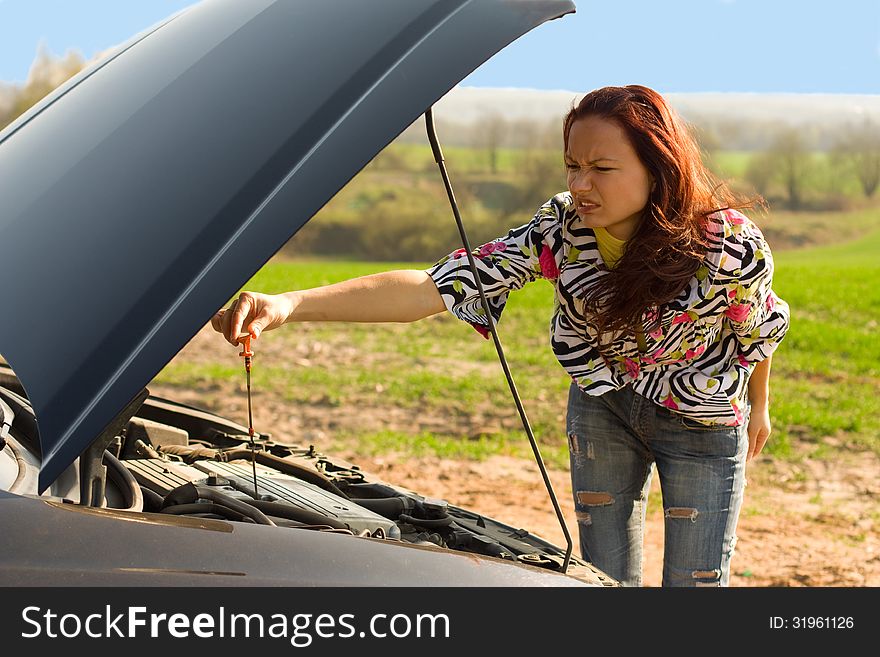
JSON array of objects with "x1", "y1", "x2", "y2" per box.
[
  {"x1": 211, "y1": 296, "x2": 246, "y2": 345},
  {"x1": 210, "y1": 309, "x2": 225, "y2": 333},
  {"x1": 752, "y1": 427, "x2": 771, "y2": 459},
  {"x1": 211, "y1": 292, "x2": 279, "y2": 346},
  {"x1": 220, "y1": 302, "x2": 237, "y2": 345},
  {"x1": 247, "y1": 315, "x2": 264, "y2": 339},
  {"x1": 229, "y1": 293, "x2": 254, "y2": 344},
  {"x1": 746, "y1": 406, "x2": 772, "y2": 461}
]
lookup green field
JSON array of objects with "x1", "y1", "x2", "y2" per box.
[
  {"x1": 769, "y1": 229, "x2": 880, "y2": 455},
  {"x1": 157, "y1": 216, "x2": 880, "y2": 465}
]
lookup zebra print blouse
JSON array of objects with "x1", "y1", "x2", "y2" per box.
[{"x1": 425, "y1": 192, "x2": 791, "y2": 427}]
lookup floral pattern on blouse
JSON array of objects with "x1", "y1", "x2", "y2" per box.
[{"x1": 425, "y1": 192, "x2": 791, "y2": 426}]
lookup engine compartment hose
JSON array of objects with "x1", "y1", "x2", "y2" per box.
[
  {"x1": 104, "y1": 451, "x2": 143, "y2": 512},
  {"x1": 5, "y1": 439, "x2": 28, "y2": 494},
  {"x1": 246, "y1": 500, "x2": 349, "y2": 531},
  {"x1": 160, "y1": 503, "x2": 250, "y2": 522},
  {"x1": 398, "y1": 513, "x2": 453, "y2": 528},
  {"x1": 347, "y1": 496, "x2": 412, "y2": 519},
  {"x1": 161, "y1": 482, "x2": 275, "y2": 526},
  {"x1": 140, "y1": 486, "x2": 165, "y2": 512}
]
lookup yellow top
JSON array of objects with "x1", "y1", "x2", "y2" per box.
[
  {"x1": 594, "y1": 227, "x2": 647, "y2": 352},
  {"x1": 594, "y1": 226, "x2": 627, "y2": 270}
]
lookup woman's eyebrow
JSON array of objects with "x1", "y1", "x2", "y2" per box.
[{"x1": 564, "y1": 155, "x2": 620, "y2": 163}]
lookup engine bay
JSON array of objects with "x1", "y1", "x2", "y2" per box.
[{"x1": 0, "y1": 376, "x2": 613, "y2": 586}]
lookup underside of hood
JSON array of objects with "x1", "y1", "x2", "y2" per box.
[{"x1": 0, "y1": 0, "x2": 575, "y2": 491}]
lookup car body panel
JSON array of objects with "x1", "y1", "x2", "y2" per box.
[{"x1": 0, "y1": 0, "x2": 575, "y2": 490}]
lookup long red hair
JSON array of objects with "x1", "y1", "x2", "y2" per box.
[{"x1": 563, "y1": 85, "x2": 752, "y2": 336}]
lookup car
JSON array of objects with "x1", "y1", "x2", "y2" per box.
[{"x1": 0, "y1": 0, "x2": 616, "y2": 587}]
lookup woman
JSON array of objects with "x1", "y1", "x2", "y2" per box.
[{"x1": 212, "y1": 85, "x2": 790, "y2": 587}]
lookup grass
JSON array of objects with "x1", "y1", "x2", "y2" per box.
[
  {"x1": 154, "y1": 209, "x2": 880, "y2": 463},
  {"x1": 330, "y1": 429, "x2": 551, "y2": 463},
  {"x1": 766, "y1": 228, "x2": 880, "y2": 454}
]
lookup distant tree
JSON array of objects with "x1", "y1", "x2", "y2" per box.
[
  {"x1": 497, "y1": 151, "x2": 565, "y2": 221},
  {"x1": 538, "y1": 118, "x2": 562, "y2": 151},
  {"x1": 476, "y1": 113, "x2": 506, "y2": 174},
  {"x1": 709, "y1": 118, "x2": 745, "y2": 149},
  {"x1": 826, "y1": 148, "x2": 850, "y2": 197},
  {"x1": 509, "y1": 118, "x2": 540, "y2": 168},
  {"x1": 832, "y1": 120, "x2": 880, "y2": 198},
  {"x1": 766, "y1": 128, "x2": 814, "y2": 210},
  {"x1": 744, "y1": 151, "x2": 776, "y2": 198}
]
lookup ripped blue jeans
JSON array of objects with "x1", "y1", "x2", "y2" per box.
[{"x1": 566, "y1": 382, "x2": 749, "y2": 587}]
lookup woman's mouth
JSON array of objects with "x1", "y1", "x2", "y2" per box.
[{"x1": 577, "y1": 201, "x2": 600, "y2": 214}]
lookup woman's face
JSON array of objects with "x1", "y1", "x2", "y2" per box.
[{"x1": 565, "y1": 115, "x2": 654, "y2": 241}]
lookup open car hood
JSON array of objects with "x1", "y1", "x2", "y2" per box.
[{"x1": 0, "y1": 0, "x2": 575, "y2": 491}]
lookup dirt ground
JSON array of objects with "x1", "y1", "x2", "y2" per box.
[
  {"x1": 152, "y1": 325, "x2": 880, "y2": 587},
  {"x1": 348, "y1": 451, "x2": 880, "y2": 587}
]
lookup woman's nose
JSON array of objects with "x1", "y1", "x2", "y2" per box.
[{"x1": 569, "y1": 169, "x2": 593, "y2": 193}]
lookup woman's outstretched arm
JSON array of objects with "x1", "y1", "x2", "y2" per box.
[{"x1": 211, "y1": 269, "x2": 446, "y2": 346}]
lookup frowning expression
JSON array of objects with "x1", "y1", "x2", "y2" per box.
[{"x1": 565, "y1": 115, "x2": 654, "y2": 241}]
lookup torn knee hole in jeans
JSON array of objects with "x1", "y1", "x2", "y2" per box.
[
  {"x1": 665, "y1": 507, "x2": 699, "y2": 521},
  {"x1": 575, "y1": 510, "x2": 592, "y2": 526},
  {"x1": 692, "y1": 569, "x2": 721, "y2": 586},
  {"x1": 576, "y1": 491, "x2": 614, "y2": 506}
]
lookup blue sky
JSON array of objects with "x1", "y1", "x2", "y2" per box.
[{"x1": 0, "y1": 0, "x2": 878, "y2": 93}]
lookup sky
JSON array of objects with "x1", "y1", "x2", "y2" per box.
[{"x1": 0, "y1": 0, "x2": 878, "y2": 93}]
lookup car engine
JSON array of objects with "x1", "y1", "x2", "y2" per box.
[{"x1": 0, "y1": 374, "x2": 613, "y2": 586}]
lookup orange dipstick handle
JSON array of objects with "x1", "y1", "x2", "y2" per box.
[{"x1": 239, "y1": 335, "x2": 254, "y2": 371}]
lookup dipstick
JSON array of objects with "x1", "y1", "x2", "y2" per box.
[{"x1": 239, "y1": 335, "x2": 259, "y2": 499}]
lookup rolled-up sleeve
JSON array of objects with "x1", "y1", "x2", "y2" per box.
[
  {"x1": 724, "y1": 219, "x2": 791, "y2": 363},
  {"x1": 425, "y1": 198, "x2": 562, "y2": 338}
]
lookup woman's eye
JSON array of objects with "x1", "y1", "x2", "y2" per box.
[{"x1": 565, "y1": 163, "x2": 614, "y2": 172}]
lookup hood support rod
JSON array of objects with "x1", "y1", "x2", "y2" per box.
[
  {"x1": 78, "y1": 388, "x2": 149, "y2": 507},
  {"x1": 424, "y1": 108, "x2": 573, "y2": 573}
]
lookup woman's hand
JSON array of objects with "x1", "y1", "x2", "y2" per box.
[
  {"x1": 211, "y1": 291, "x2": 297, "y2": 346},
  {"x1": 746, "y1": 401, "x2": 772, "y2": 461}
]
